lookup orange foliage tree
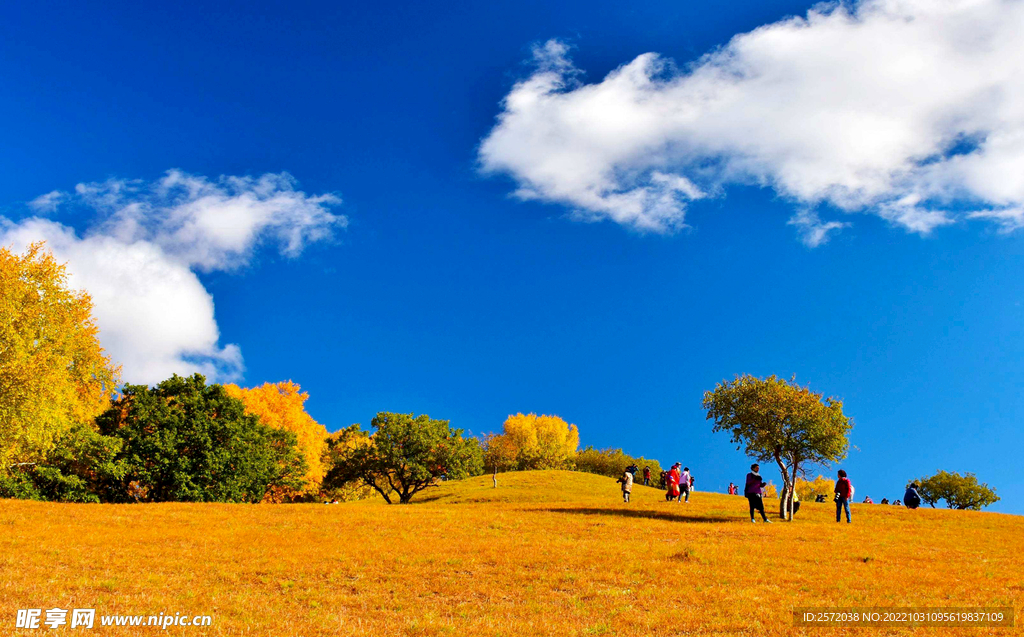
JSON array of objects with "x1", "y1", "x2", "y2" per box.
[
  {"x1": 0, "y1": 243, "x2": 119, "y2": 467},
  {"x1": 224, "y1": 381, "x2": 328, "y2": 500}
]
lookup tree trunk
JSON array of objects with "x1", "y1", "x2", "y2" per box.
[
  {"x1": 787, "y1": 461, "x2": 799, "y2": 521},
  {"x1": 492, "y1": 467, "x2": 497, "y2": 488},
  {"x1": 773, "y1": 453, "x2": 792, "y2": 521}
]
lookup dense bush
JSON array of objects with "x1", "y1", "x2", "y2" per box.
[
  {"x1": 95, "y1": 374, "x2": 307, "y2": 503},
  {"x1": 574, "y1": 447, "x2": 663, "y2": 481}
]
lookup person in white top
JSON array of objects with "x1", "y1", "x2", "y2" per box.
[
  {"x1": 678, "y1": 467, "x2": 691, "y2": 503},
  {"x1": 617, "y1": 469, "x2": 634, "y2": 503}
]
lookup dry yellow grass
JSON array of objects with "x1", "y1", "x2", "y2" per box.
[{"x1": 2, "y1": 470, "x2": 1021, "y2": 636}]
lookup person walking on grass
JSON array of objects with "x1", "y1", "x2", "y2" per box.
[
  {"x1": 728, "y1": 482, "x2": 737, "y2": 496},
  {"x1": 834, "y1": 469, "x2": 853, "y2": 523},
  {"x1": 643, "y1": 466, "x2": 651, "y2": 486},
  {"x1": 678, "y1": 467, "x2": 692, "y2": 503},
  {"x1": 744, "y1": 464, "x2": 771, "y2": 523},
  {"x1": 665, "y1": 469, "x2": 680, "y2": 502},
  {"x1": 617, "y1": 468, "x2": 634, "y2": 503}
]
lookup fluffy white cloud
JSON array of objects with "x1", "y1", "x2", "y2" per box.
[
  {"x1": 479, "y1": 0, "x2": 1024, "y2": 243},
  {"x1": 1, "y1": 171, "x2": 344, "y2": 384}
]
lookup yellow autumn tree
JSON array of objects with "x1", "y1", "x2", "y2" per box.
[
  {"x1": 491, "y1": 413, "x2": 579, "y2": 470},
  {"x1": 795, "y1": 474, "x2": 835, "y2": 502},
  {"x1": 224, "y1": 381, "x2": 328, "y2": 500},
  {"x1": 0, "y1": 243, "x2": 119, "y2": 467}
]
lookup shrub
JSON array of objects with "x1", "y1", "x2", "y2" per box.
[{"x1": 574, "y1": 447, "x2": 663, "y2": 481}]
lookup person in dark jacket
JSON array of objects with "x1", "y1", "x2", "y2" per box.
[
  {"x1": 904, "y1": 483, "x2": 922, "y2": 509},
  {"x1": 834, "y1": 469, "x2": 853, "y2": 523},
  {"x1": 744, "y1": 464, "x2": 771, "y2": 523}
]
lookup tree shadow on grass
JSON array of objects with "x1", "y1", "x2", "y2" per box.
[{"x1": 545, "y1": 507, "x2": 735, "y2": 524}]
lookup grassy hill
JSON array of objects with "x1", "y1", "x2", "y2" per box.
[{"x1": 2, "y1": 470, "x2": 1021, "y2": 635}]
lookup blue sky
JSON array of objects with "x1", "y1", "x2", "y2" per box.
[{"x1": 2, "y1": 0, "x2": 1023, "y2": 513}]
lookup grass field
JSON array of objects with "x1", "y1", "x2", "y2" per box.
[{"x1": 3, "y1": 470, "x2": 1021, "y2": 635}]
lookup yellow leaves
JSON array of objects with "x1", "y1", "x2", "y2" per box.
[
  {"x1": 0, "y1": 242, "x2": 119, "y2": 465},
  {"x1": 224, "y1": 381, "x2": 328, "y2": 499},
  {"x1": 489, "y1": 413, "x2": 579, "y2": 470},
  {"x1": 795, "y1": 475, "x2": 834, "y2": 501}
]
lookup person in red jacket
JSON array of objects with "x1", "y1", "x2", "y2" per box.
[
  {"x1": 834, "y1": 469, "x2": 853, "y2": 523},
  {"x1": 665, "y1": 469, "x2": 680, "y2": 502}
]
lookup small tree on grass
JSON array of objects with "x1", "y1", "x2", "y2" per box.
[
  {"x1": 482, "y1": 433, "x2": 517, "y2": 488},
  {"x1": 915, "y1": 471, "x2": 999, "y2": 510},
  {"x1": 326, "y1": 412, "x2": 483, "y2": 504},
  {"x1": 703, "y1": 375, "x2": 852, "y2": 521}
]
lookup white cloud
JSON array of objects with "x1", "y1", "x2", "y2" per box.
[
  {"x1": 480, "y1": 0, "x2": 1024, "y2": 242},
  {"x1": 1, "y1": 171, "x2": 344, "y2": 385},
  {"x1": 788, "y1": 210, "x2": 851, "y2": 248},
  {"x1": 28, "y1": 191, "x2": 65, "y2": 213}
]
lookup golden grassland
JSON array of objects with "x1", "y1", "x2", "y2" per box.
[{"x1": 2, "y1": 470, "x2": 1021, "y2": 636}]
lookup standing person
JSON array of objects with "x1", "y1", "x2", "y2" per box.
[
  {"x1": 744, "y1": 464, "x2": 771, "y2": 523},
  {"x1": 727, "y1": 482, "x2": 736, "y2": 496},
  {"x1": 678, "y1": 467, "x2": 692, "y2": 503},
  {"x1": 642, "y1": 466, "x2": 651, "y2": 486},
  {"x1": 617, "y1": 469, "x2": 634, "y2": 503},
  {"x1": 904, "y1": 483, "x2": 922, "y2": 509},
  {"x1": 665, "y1": 469, "x2": 679, "y2": 502},
  {"x1": 834, "y1": 469, "x2": 853, "y2": 523}
]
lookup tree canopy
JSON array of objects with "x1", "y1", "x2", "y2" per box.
[
  {"x1": 487, "y1": 413, "x2": 579, "y2": 471},
  {"x1": 915, "y1": 471, "x2": 999, "y2": 510},
  {"x1": 703, "y1": 374, "x2": 852, "y2": 520},
  {"x1": 224, "y1": 381, "x2": 328, "y2": 500},
  {"x1": 325, "y1": 412, "x2": 483, "y2": 504},
  {"x1": 95, "y1": 374, "x2": 307, "y2": 503},
  {"x1": 0, "y1": 243, "x2": 119, "y2": 467}
]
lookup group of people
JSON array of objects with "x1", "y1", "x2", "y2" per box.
[
  {"x1": 663, "y1": 463, "x2": 694, "y2": 503},
  {"x1": 866, "y1": 484, "x2": 922, "y2": 508},
  {"x1": 616, "y1": 463, "x2": 695, "y2": 503},
  {"x1": 616, "y1": 462, "x2": 927, "y2": 522}
]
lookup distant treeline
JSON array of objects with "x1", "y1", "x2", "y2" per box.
[{"x1": 574, "y1": 447, "x2": 663, "y2": 481}]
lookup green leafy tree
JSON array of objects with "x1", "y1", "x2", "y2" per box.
[
  {"x1": 26, "y1": 424, "x2": 127, "y2": 503},
  {"x1": 320, "y1": 424, "x2": 375, "y2": 501},
  {"x1": 703, "y1": 374, "x2": 853, "y2": 521},
  {"x1": 325, "y1": 412, "x2": 483, "y2": 504},
  {"x1": 95, "y1": 374, "x2": 307, "y2": 503},
  {"x1": 915, "y1": 471, "x2": 999, "y2": 510}
]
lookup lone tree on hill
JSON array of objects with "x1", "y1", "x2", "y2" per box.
[
  {"x1": 915, "y1": 471, "x2": 999, "y2": 510},
  {"x1": 325, "y1": 412, "x2": 483, "y2": 504},
  {"x1": 703, "y1": 375, "x2": 853, "y2": 521}
]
